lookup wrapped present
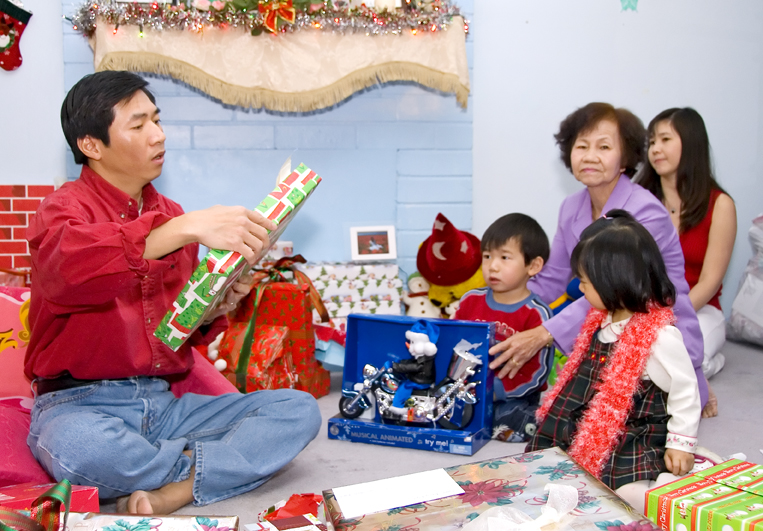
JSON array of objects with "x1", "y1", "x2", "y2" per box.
[
  {"x1": 155, "y1": 163, "x2": 322, "y2": 351},
  {"x1": 260, "y1": 241, "x2": 296, "y2": 269},
  {"x1": 322, "y1": 300, "x2": 401, "y2": 320},
  {"x1": 314, "y1": 324, "x2": 346, "y2": 372},
  {"x1": 246, "y1": 514, "x2": 325, "y2": 531},
  {"x1": 218, "y1": 323, "x2": 295, "y2": 393},
  {"x1": 313, "y1": 278, "x2": 403, "y2": 301},
  {"x1": 0, "y1": 481, "x2": 98, "y2": 513},
  {"x1": 322, "y1": 446, "x2": 660, "y2": 531},
  {"x1": 219, "y1": 257, "x2": 330, "y2": 398},
  {"x1": 66, "y1": 514, "x2": 240, "y2": 531},
  {"x1": 296, "y1": 262, "x2": 399, "y2": 283},
  {"x1": 256, "y1": 282, "x2": 330, "y2": 398},
  {"x1": 646, "y1": 459, "x2": 763, "y2": 531}
]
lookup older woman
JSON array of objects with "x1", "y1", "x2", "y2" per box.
[{"x1": 489, "y1": 102, "x2": 708, "y2": 409}]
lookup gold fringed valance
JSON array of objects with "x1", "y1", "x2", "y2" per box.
[{"x1": 90, "y1": 16, "x2": 470, "y2": 112}]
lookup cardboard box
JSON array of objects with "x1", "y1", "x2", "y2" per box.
[
  {"x1": 0, "y1": 482, "x2": 99, "y2": 513},
  {"x1": 327, "y1": 314, "x2": 494, "y2": 456},
  {"x1": 322, "y1": 446, "x2": 660, "y2": 531},
  {"x1": 155, "y1": 163, "x2": 321, "y2": 351},
  {"x1": 646, "y1": 459, "x2": 763, "y2": 531},
  {"x1": 65, "y1": 513, "x2": 239, "y2": 531}
]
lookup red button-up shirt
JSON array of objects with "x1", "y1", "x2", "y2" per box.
[{"x1": 25, "y1": 166, "x2": 225, "y2": 380}]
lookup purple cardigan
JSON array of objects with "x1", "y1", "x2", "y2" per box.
[{"x1": 528, "y1": 175, "x2": 708, "y2": 406}]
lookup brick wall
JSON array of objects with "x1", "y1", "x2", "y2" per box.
[
  {"x1": 0, "y1": 185, "x2": 55, "y2": 270},
  {"x1": 61, "y1": 1, "x2": 474, "y2": 276}
]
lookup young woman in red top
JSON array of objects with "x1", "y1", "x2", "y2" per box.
[{"x1": 636, "y1": 108, "x2": 737, "y2": 418}]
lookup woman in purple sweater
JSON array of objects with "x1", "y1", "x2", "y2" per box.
[{"x1": 488, "y1": 102, "x2": 708, "y2": 410}]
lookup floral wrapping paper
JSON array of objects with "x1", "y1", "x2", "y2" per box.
[
  {"x1": 65, "y1": 514, "x2": 239, "y2": 531},
  {"x1": 323, "y1": 447, "x2": 658, "y2": 531}
]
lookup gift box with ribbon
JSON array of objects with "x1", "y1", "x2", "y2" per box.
[
  {"x1": 0, "y1": 479, "x2": 71, "y2": 531},
  {"x1": 322, "y1": 447, "x2": 659, "y2": 531},
  {"x1": 218, "y1": 256, "x2": 331, "y2": 399},
  {"x1": 646, "y1": 459, "x2": 763, "y2": 531},
  {"x1": 155, "y1": 163, "x2": 322, "y2": 352},
  {"x1": 0, "y1": 482, "x2": 98, "y2": 514}
]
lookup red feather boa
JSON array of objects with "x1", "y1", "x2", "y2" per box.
[{"x1": 536, "y1": 306, "x2": 675, "y2": 478}]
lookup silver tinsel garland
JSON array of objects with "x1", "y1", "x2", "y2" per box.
[{"x1": 67, "y1": 1, "x2": 469, "y2": 38}]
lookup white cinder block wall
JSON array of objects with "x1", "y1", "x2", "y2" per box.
[
  {"x1": 60, "y1": 0, "x2": 475, "y2": 276},
  {"x1": 4, "y1": 0, "x2": 762, "y2": 316}
]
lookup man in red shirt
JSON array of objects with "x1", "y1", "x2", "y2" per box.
[{"x1": 25, "y1": 71, "x2": 321, "y2": 514}]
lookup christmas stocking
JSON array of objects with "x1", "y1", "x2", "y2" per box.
[{"x1": 0, "y1": 0, "x2": 32, "y2": 71}]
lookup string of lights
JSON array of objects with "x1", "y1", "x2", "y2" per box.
[{"x1": 65, "y1": 0, "x2": 469, "y2": 38}]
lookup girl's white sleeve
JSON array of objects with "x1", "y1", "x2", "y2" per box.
[{"x1": 645, "y1": 325, "x2": 701, "y2": 453}]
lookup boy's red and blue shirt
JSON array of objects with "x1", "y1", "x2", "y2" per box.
[{"x1": 454, "y1": 288, "x2": 554, "y2": 398}]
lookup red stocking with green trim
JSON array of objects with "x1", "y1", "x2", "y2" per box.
[{"x1": 0, "y1": 0, "x2": 32, "y2": 71}]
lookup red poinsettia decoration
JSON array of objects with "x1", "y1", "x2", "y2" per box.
[{"x1": 258, "y1": 0, "x2": 296, "y2": 33}]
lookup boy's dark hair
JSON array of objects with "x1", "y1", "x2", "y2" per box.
[
  {"x1": 555, "y1": 102, "x2": 646, "y2": 178},
  {"x1": 61, "y1": 71, "x2": 156, "y2": 165},
  {"x1": 481, "y1": 213, "x2": 550, "y2": 265},
  {"x1": 571, "y1": 209, "x2": 675, "y2": 313}
]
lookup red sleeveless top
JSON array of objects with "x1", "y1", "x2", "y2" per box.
[{"x1": 679, "y1": 188, "x2": 723, "y2": 310}]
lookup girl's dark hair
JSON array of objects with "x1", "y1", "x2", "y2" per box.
[
  {"x1": 571, "y1": 209, "x2": 675, "y2": 313},
  {"x1": 555, "y1": 102, "x2": 646, "y2": 178},
  {"x1": 481, "y1": 213, "x2": 550, "y2": 265},
  {"x1": 635, "y1": 107, "x2": 728, "y2": 232},
  {"x1": 61, "y1": 71, "x2": 156, "y2": 165}
]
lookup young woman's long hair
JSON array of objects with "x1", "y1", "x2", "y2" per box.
[{"x1": 635, "y1": 107, "x2": 728, "y2": 232}]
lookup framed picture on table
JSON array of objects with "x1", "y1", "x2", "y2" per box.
[{"x1": 350, "y1": 225, "x2": 397, "y2": 261}]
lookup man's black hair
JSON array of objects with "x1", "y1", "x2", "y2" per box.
[
  {"x1": 481, "y1": 213, "x2": 550, "y2": 265},
  {"x1": 570, "y1": 209, "x2": 675, "y2": 313},
  {"x1": 61, "y1": 71, "x2": 156, "y2": 165}
]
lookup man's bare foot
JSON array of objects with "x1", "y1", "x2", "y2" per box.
[
  {"x1": 117, "y1": 450, "x2": 196, "y2": 514},
  {"x1": 702, "y1": 384, "x2": 718, "y2": 418}
]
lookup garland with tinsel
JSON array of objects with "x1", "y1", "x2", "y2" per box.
[{"x1": 68, "y1": 0, "x2": 468, "y2": 38}]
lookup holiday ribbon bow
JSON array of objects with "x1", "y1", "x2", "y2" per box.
[
  {"x1": 231, "y1": 255, "x2": 327, "y2": 392},
  {"x1": 250, "y1": 255, "x2": 329, "y2": 324},
  {"x1": 258, "y1": 0, "x2": 296, "y2": 33},
  {"x1": 0, "y1": 479, "x2": 72, "y2": 531}
]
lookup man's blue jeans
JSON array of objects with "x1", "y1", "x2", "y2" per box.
[{"x1": 27, "y1": 377, "x2": 321, "y2": 505}]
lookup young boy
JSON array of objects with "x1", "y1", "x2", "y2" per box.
[{"x1": 454, "y1": 213, "x2": 553, "y2": 442}]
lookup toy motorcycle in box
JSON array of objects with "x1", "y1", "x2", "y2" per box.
[{"x1": 338, "y1": 320, "x2": 482, "y2": 430}]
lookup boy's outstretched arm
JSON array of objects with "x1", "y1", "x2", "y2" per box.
[{"x1": 144, "y1": 205, "x2": 276, "y2": 263}]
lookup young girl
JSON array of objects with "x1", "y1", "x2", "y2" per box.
[{"x1": 526, "y1": 209, "x2": 701, "y2": 513}]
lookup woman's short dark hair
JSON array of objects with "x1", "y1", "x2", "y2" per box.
[
  {"x1": 634, "y1": 107, "x2": 729, "y2": 232},
  {"x1": 555, "y1": 102, "x2": 646, "y2": 178},
  {"x1": 61, "y1": 71, "x2": 156, "y2": 165},
  {"x1": 571, "y1": 209, "x2": 675, "y2": 313},
  {"x1": 481, "y1": 213, "x2": 550, "y2": 266}
]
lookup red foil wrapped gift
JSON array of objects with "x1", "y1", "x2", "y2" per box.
[{"x1": 218, "y1": 256, "x2": 330, "y2": 398}]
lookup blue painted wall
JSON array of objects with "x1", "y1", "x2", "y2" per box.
[{"x1": 62, "y1": 1, "x2": 474, "y2": 276}]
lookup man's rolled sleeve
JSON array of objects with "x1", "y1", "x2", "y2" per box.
[{"x1": 121, "y1": 211, "x2": 176, "y2": 276}]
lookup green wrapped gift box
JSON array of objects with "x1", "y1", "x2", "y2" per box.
[{"x1": 155, "y1": 163, "x2": 321, "y2": 351}]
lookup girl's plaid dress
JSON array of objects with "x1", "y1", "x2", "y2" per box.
[{"x1": 526, "y1": 331, "x2": 670, "y2": 490}]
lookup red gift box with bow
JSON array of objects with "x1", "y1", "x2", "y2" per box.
[{"x1": 218, "y1": 256, "x2": 330, "y2": 398}]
